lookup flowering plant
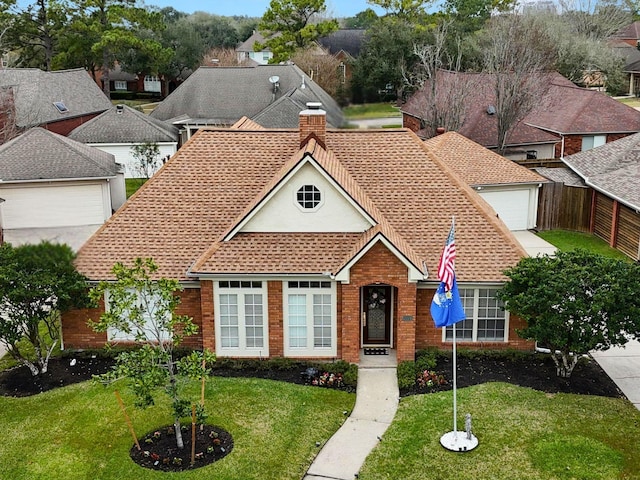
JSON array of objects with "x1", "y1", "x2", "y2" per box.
[
  {"x1": 311, "y1": 372, "x2": 344, "y2": 388},
  {"x1": 416, "y1": 370, "x2": 446, "y2": 390}
]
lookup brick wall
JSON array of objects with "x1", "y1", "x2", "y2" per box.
[
  {"x1": 42, "y1": 112, "x2": 104, "y2": 137},
  {"x1": 415, "y1": 287, "x2": 534, "y2": 352},
  {"x1": 268, "y1": 281, "x2": 283, "y2": 357},
  {"x1": 557, "y1": 133, "x2": 634, "y2": 158},
  {"x1": 200, "y1": 281, "x2": 214, "y2": 351},
  {"x1": 403, "y1": 113, "x2": 421, "y2": 133},
  {"x1": 344, "y1": 242, "x2": 416, "y2": 363},
  {"x1": 61, "y1": 287, "x2": 204, "y2": 350}
]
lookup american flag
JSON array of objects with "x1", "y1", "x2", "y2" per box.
[{"x1": 437, "y1": 221, "x2": 456, "y2": 291}]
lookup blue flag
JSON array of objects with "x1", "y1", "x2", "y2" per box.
[{"x1": 430, "y1": 276, "x2": 466, "y2": 327}]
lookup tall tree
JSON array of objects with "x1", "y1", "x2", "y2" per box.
[
  {"x1": 343, "y1": 8, "x2": 378, "y2": 29},
  {"x1": 404, "y1": 22, "x2": 476, "y2": 137},
  {"x1": 0, "y1": 0, "x2": 69, "y2": 70},
  {"x1": 67, "y1": 0, "x2": 171, "y2": 97},
  {"x1": 367, "y1": 0, "x2": 432, "y2": 18},
  {"x1": 257, "y1": 0, "x2": 338, "y2": 63},
  {"x1": 479, "y1": 14, "x2": 553, "y2": 153},
  {"x1": 0, "y1": 242, "x2": 89, "y2": 376},
  {"x1": 498, "y1": 250, "x2": 640, "y2": 378}
]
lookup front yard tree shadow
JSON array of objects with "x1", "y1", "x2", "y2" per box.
[{"x1": 89, "y1": 258, "x2": 223, "y2": 470}]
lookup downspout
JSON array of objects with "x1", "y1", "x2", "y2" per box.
[{"x1": 560, "y1": 134, "x2": 565, "y2": 159}]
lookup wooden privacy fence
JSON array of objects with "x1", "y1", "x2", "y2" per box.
[{"x1": 537, "y1": 182, "x2": 591, "y2": 232}]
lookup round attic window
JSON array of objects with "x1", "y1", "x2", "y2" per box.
[{"x1": 296, "y1": 185, "x2": 321, "y2": 210}]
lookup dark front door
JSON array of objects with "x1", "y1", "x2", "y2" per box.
[{"x1": 362, "y1": 285, "x2": 392, "y2": 345}]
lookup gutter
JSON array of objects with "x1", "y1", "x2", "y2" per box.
[{"x1": 0, "y1": 176, "x2": 117, "y2": 185}]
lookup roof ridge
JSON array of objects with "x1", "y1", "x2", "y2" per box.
[{"x1": 46, "y1": 128, "x2": 116, "y2": 177}]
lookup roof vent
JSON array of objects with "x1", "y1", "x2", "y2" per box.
[
  {"x1": 301, "y1": 76, "x2": 306, "y2": 89},
  {"x1": 487, "y1": 105, "x2": 496, "y2": 115},
  {"x1": 116, "y1": 104, "x2": 124, "y2": 114}
]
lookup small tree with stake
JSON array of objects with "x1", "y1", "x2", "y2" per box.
[
  {"x1": 497, "y1": 249, "x2": 640, "y2": 378},
  {"x1": 89, "y1": 258, "x2": 215, "y2": 449}
]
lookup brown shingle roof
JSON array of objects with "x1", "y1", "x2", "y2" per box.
[
  {"x1": 403, "y1": 70, "x2": 640, "y2": 147},
  {"x1": 75, "y1": 127, "x2": 525, "y2": 283},
  {"x1": 423, "y1": 132, "x2": 548, "y2": 186}
]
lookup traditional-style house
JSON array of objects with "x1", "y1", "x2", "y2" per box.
[
  {"x1": 69, "y1": 105, "x2": 179, "y2": 179},
  {"x1": 61, "y1": 107, "x2": 533, "y2": 363},
  {"x1": 0, "y1": 128, "x2": 125, "y2": 250},
  {"x1": 0, "y1": 68, "x2": 112, "y2": 137},
  {"x1": 402, "y1": 71, "x2": 640, "y2": 160},
  {"x1": 149, "y1": 64, "x2": 344, "y2": 142}
]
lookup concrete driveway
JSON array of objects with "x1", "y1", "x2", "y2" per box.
[{"x1": 591, "y1": 339, "x2": 640, "y2": 409}]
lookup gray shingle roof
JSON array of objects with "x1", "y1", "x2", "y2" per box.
[
  {"x1": 534, "y1": 167, "x2": 586, "y2": 187},
  {"x1": 318, "y1": 29, "x2": 366, "y2": 58},
  {"x1": 68, "y1": 104, "x2": 179, "y2": 144},
  {"x1": 237, "y1": 31, "x2": 269, "y2": 52},
  {"x1": 149, "y1": 64, "x2": 344, "y2": 128},
  {"x1": 0, "y1": 68, "x2": 112, "y2": 128},
  {"x1": 0, "y1": 127, "x2": 120, "y2": 181},
  {"x1": 562, "y1": 132, "x2": 640, "y2": 209}
]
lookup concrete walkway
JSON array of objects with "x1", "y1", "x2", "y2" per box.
[
  {"x1": 303, "y1": 351, "x2": 399, "y2": 480},
  {"x1": 591, "y1": 339, "x2": 640, "y2": 410}
]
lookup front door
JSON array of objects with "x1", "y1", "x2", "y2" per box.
[{"x1": 362, "y1": 285, "x2": 392, "y2": 346}]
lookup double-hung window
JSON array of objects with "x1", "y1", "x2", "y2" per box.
[
  {"x1": 105, "y1": 288, "x2": 171, "y2": 342},
  {"x1": 214, "y1": 281, "x2": 268, "y2": 357},
  {"x1": 444, "y1": 287, "x2": 508, "y2": 342},
  {"x1": 283, "y1": 280, "x2": 336, "y2": 357}
]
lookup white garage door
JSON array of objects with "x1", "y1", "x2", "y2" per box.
[
  {"x1": 1, "y1": 183, "x2": 106, "y2": 229},
  {"x1": 480, "y1": 189, "x2": 531, "y2": 231}
]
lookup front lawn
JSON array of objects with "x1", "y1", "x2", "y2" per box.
[
  {"x1": 359, "y1": 382, "x2": 640, "y2": 479},
  {"x1": 343, "y1": 103, "x2": 401, "y2": 119},
  {"x1": 0, "y1": 377, "x2": 354, "y2": 480},
  {"x1": 126, "y1": 178, "x2": 147, "y2": 198},
  {"x1": 537, "y1": 230, "x2": 630, "y2": 260}
]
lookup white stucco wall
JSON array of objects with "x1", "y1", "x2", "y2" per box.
[{"x1": 242, "y1": 162, "x2": 372, "y2": 233}]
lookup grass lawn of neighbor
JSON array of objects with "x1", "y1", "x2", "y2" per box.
[
  {"x1": 537, "y1": 229, "x2": 631, "y2": 260},
  {"x1": 342, "y1": 102, "x2": 401, "y2": 119}
]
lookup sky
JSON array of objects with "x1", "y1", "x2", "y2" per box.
[{"x1": 143, "y1": 0, "x2": 386, "y2": 17}]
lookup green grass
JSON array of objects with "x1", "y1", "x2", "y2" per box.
[
  {"x1": 342, "y1": 103, "x2": 401, "y2": 119},
  {"x1": 537, "y1": 230, "x2": 630, "y2": 260},
  {"x1": 126, "y1": 178, "x2": 147, "y2": 198},
  {"x1": 0, "y1": 377, "x2": 355, "y2": 480},
  {"x1": 616, "y1": 96, "x2": 640, "y2": 108},
  {"x1": 359, "y1": 383, "x2": 640, "y2": 479}
]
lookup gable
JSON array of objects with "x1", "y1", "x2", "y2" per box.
[{"x1": 241, "y1": 161, "x2": 373, "y2": 233}]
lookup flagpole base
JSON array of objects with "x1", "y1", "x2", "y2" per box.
[{"x1": 440, "y1": 431, "x2": 479, "y2": 452}]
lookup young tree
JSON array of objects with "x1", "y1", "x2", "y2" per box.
[
  {"x1": 0, "y1": 242, "x2": 89, "y2": 376},
  {"x1": 257, "y1": 0, "x2": 338, "y2": 63},
  {"x1": 498, "y1": 250, "x2": 640, "y2": 378},
  {"x1": 89, "y1": 258, "x2": 215, "y2": 450},
  {"x1": 130, "y1": 142, "x2": 160, "y2": 180}
]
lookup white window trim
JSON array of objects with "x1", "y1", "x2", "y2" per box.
[
  {"x1": 214, "y1": 281, "x2": 269, "y2": 357},
  {"x1": 441, "y1": 286, "x2": 509, "y2": 343},
  {"x1": 114, "y1": 80, "x2": 127, "y2": 90},
  {"x1": 294, "y1": 184, "x2": 324, "y2": 212},
  {"x1": 283, "y1": 280, "x2": 337, "y2": 357},
  {"x1": 105, "y1": 289, "x2": 172, "y2": 342}
]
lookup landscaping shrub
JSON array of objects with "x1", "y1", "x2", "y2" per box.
[{"x1": 397, "y1": 361, "x2": 417, "y2": 390}]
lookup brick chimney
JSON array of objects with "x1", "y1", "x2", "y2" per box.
[{"x1": 299, "y1": 102, "x2": 326, "y2": 146}]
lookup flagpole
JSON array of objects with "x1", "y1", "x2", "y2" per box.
[{"x1": 452, "y1": 321, "x2": 457, "y2": 438}]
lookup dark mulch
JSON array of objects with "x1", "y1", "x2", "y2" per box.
[
  {"x1": 131, "y1": 424, "x2": 233, "y2": 472},
  {"x1": 400, "y1": 352, "x2": 625, "y2": 398}
]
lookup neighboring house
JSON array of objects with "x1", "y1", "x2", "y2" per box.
[
  {"x1": 402, "y1": 71, "x2": 640, "y2": 159},
  {"x1": 423, "y1": 132, "x2": 549, "y2": 231},
  {"x1": 610, "y1": 40, "x2": 640, "y2": 96},
  {"x1": 69, "y1": 104, "x2": 179, "y2": 179},
  {"x1": 0, "y1": 127, "x2": 126, "y2": 251},
  {"x1": 0, "y1": 68, "x2": 112, "y2": 137},
  {"x1": 559, "y1": 132, "x2": 640, "y2": 260},
  {"x1": 61, "y1": 105, "x2": 534, "y2": 363},
  {"x1": 316, "y1": 29, "x2": 365, "y2": 85},
  {"x1": 236, "y1": 31, "x2": 272, "y2": 65},
  {"x1": 150, "y1": 64, "x2": 344, "y2": 141}
]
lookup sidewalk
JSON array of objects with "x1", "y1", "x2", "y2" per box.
[
  {"x1": 591, "y1": 339, "x2": 640, "y2": 410},
  {"x1": 303, "y1": 351, "x2": 399, "y2": 480}
]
